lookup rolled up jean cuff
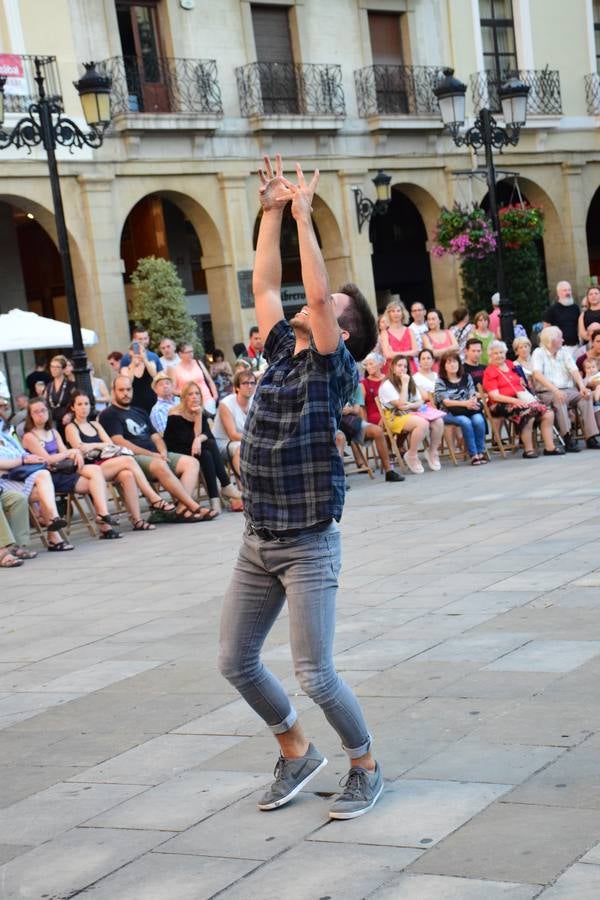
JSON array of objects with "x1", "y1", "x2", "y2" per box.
[
  {"x1": 269, "y1": 707, "x2": 298, "y2": 735},
  {"x1": 342, "y1": 732, "x2": 372, "y2": 758}
]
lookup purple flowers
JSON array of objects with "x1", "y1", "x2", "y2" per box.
[{"x1": 432, "y1": 205, "x2": 498, "y2": 260}]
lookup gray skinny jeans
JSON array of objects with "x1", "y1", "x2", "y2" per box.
[{"x1": 218, "y1": 521, "x2": 372, "y2": 757}]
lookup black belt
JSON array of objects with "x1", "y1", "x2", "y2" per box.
[{"x1": 246, "y1": 519, "x2": 332, "y2": 542}]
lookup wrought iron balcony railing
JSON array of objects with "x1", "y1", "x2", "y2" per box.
[
  {"x1": 0, "y1": 54, "x2": 62, "y2": 114},
  {"x1": 471, "y1": 68, "x2": 562, "y2": 117},
  {"x1": 96, "y1": 56, "x2": 223, "y2": 116},
  {"x1": 585, "y1": 73, "x2": 600, "y2": 115},
  {"x1": 354, "y1": 64, "x2": 443, "y2": 117},
  {"x1": 236, "y1": 62, "x2": 345, "y2": 117}
]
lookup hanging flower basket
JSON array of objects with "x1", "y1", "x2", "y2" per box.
[
  {"x1": 431, "y1": 204, "x2": 497, "y2": 260},
  {"x1": 498, "y1": 204, "x2": 544, "y2": 249}
]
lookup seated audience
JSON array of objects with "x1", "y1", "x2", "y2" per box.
[
  {"x1": 463, "y1": 338, "x2": 486, "y2": 386},
  {"x1": 360, "y1": 353, "x2": 386, "y2": 426},
  {"x1": 449, "y1": 306, "x2": 474, "y2": 359},
  {"x1": 120, "y1": 340, "x2": 158, "y2": 414},
  {"x1": 66, "y1": 391, "x2": 170, "y2": 531},
  {"x1": 150, "y1": 372, "x2": 178, "y2": 435},
  {"x1": 578, "y1": 286, "x2": 600, "y2": 343},
  {"x1": 210, "y1": 349, "x2": 234, "y2": 400},
  {"x1": 164, "y1": 382, "x2": 243, "y2": 514},
  {"x1": 0, "y1": 484, "x2": 37, "y2": 567},
  {"x1": 44, "y1": 355, "x2": 77, "y2": 437},
  {"x1": 582, "y1": 357, "x2": 600, "y2": 429},
  {"x1": 413, "y1": 348, "x2": 438, "y2": 399},
  {"x1": 483, "y1": 340, "x2": 563, "y2": 458},
  {"x1": 531, "y1": 326, "x2": 600, "y2": 452},
  {"x1": 167, "y1": 342, "x2": 219, "y2": 416},
  {"x1": 22, "y1": 399, "x2": 121, "y2": 539},
  {"x1": 513, "y1": 336, "x2": 533, "y2": 380},
  {"x1": 99, "y1": 375, "x2": 214, "y2": 522},
  {"x1": 379, "y1": 299, "x2": 418, "y2": 374},
  {"x1": 212, "y1": 369, "x2": 256, "y2": 478},
  {"x1": 158, "y1": 337, "x2": 180, "y2": 368},
  {"x1": 434, "y1": 351, "x2": 487, "y2": 465},
  {"x1": 0, "y1": 402, "x2": 74, "y2": 551},
  {"x1": 340, "y1": 385, "x2": 404, "y2": 482},
  {"x1": 422, "y1": 309, "x2": 458, "y2": 368},
  {"x1": 576, "y1": 324, "x2": 600, "y2": 373},
  {"x1": 379, "y1": 354, "x2": 444, "y2": 474},
  {"x1": 120, "y1": 325, "x2": 163, "y2": 372},
  {"x1": 471, "y1": 311, "x2": 495, "y2": 364},
  {"x1": 10, "y1": 394, "x2": 28, "y2": 430}
]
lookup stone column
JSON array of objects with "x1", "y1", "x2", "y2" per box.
[
  {"x1": 559, "y1": 163, "x2": 590, "y2": 295},
  {"x1": 76, "y1": 174, "x2": 130, "y2": 378},
  {"x1": 217, "y1": 174, "x2": 256, "y2": 353}
]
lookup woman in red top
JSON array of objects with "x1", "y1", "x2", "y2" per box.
[
  {"x1": 422, "y1": 309, "x2": 458, "y2": 371},
  {"x1": 360, "y1": 353, "x2": 386, "y2": 425},
  {"x1": 482, "y1": 340, "x2": 562, "y2": 458},
  {"x1": 380, "y1": 300, "x2": 418, "y2": 374}
]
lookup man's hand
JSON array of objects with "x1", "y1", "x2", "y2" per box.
[
  {"x1": 554, "y1": 388, "x2": 566, "y2": 404},
  {"x1": 258, "y1": 155, "x2": 292, "y2": 211},
  {"x1": 282, "y1": 163, "x2": 319, "y2": 223}
]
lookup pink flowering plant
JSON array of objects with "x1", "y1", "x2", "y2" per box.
[{"x1": 432, "y1": 204, "x2": 497, "y2": 260}]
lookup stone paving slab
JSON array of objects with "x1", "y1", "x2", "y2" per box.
[
  {"x1": 370, "y1": 873, "x2": 540, "y2": 900},
  {"x1": 537, "y1": 863, "x2": 600, "y2": 899},
  {"x1": 404, "y1": 738, "x2": 565, "y2": 784}
]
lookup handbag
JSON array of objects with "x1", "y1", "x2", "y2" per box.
[
  {"x1": 414, "y1": 405, "x2": 446, "y2": 422},
  {"x1": 4, "y1": 462, "x2": 47, "y2": 481},
  {"x1": 517, "y1": 389, "x2": 536, "y2": 404},
  {"x1": 100, "y1": 445, "x2": 134, "y2": 459},
  {"x1": 51, "y1": 459, "x2": 78, "y2": 475}
]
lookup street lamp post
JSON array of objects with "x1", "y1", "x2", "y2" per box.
[
  {"x1": 352, "y1": 170, "x2": 392, "y2": 233},
  {"x1": 0, "y1": 56, "x2": 111, "y2": 396},
  {"x1": 434, "y1": 68, "x2": 530, "y2": 349}
]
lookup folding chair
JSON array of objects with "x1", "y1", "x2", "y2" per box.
[
  {"x1": 345, "y1": 440, "x2": 375, "y2": 479},
  {"x1": 478, "y1": 387, "x2": 519, "y2": 457},
  {"x1": 56, "y1": 491, "x2": 98, "y2": 538},
  {"x1": 375, "y1": 398, "x2": 408, "y2": 471}
]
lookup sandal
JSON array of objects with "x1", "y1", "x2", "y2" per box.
[
  {"x1": 47, "y1": 516, "x2": 67, "y2": 532},
  {"x1": 175, "y1": 507, "x2": 217, "y2": 523},
  {"x1": 0, "y1": 549, "x2": 24, "y2": 568},
  {"x1": 47, "y1": 540, "x2": 74, "y2": 552},
  {"x1": 150, "y1": 499, "x2": 176, "y2": 513},
  {"x1": 96, "y1": 514, "x2": 119, "y2": 527},
  {"x1": 522, "y1": 450, "x2": 539, "y2": 459},
  {"x1": 12, "y1": 546, "x2": 38, "y2": 560},
  {"x1": 228, "y1": 498, "x2": 244, "y2": 512},
  {"x1": 131, "y1": 519, "x2": 156, "y2": 531},
  {"x1": 98, "y1": 526, "x2": 121, "y2": 540},
  {"x1": 470, "y1": 456, "x2": 483, "y2": 466}
]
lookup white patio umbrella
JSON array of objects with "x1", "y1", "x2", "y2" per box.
[{"x1": 0, "y1": 308, "x2": 98, "y2": 352}]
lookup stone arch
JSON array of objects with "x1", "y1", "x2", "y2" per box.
[
  {"x1": 586, "y1": 186, "x2": 600, "y2": 282},
  {"x1": 119, "y1": 189, "x2": 231, "y2": 353}
]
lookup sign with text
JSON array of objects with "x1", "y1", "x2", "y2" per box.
[{"x1": 0, "y1": 55, "x2": 28, "y2": 96}]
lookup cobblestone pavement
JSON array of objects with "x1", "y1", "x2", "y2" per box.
[{"x1": 1, "y1": 451, "x2": 600, "y2": 899}]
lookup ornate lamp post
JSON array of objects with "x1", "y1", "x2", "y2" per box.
[
  {"x1": 0, "y1": 56, "x2": 111, "y2": 395},
  {"x1": 434, "y1": 68, "x2": 530, "y2": 348},
  {"x1": 352, "y1": 169, "x2": 392, "y2": 233}
]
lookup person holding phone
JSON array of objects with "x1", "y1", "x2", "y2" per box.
[{"x1": 120, "y1": 340, "x2": 157, "y2": 414}]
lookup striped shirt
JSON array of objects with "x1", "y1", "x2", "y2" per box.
[{"x1": 240, "y1": 320, "x2": 357, "y2": 532}]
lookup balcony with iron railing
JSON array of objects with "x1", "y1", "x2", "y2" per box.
[
  {"x1": 470, "y1": 68, "x2": 562, "y2": 118},
  {"x1": 235, "y1": 62, "x2": 345, "y2": 130},
  {"x1": 585, "y1": 73, "x2": 600, "y2": 115},
  {"x1": 0, "y1": 53, "x2": 62, "y2": 114},
  {"x1": 354, "y1": 64, "x2": 444, "y2": 128},
  {"x1": 95, "y1": 56, "x2": 223, "y2": 132}
]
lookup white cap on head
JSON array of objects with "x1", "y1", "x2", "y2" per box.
[{"x1": 491, "y1": 292, "x2": 500, "y2": 306}]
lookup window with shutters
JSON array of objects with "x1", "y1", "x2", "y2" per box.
[
  {"x1": 368, "y1": 11, "x2": 408, "y2": 113},
  {"x1": 251, "y1": 4, "x2": 298, "y2": 114},
  {"x1": 479, "y1": 0, "x2": 517, "y2": 82}
]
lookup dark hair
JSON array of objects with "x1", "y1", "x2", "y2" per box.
[
  {"x1": 249, "y1": 326, "x2": 259, "y2": 337},
  {"x1": 465, "y1": 337, "x2": 483, "y2": 350},
  {"x1": 337, "y1": 283, "x2": 378, "y2": 361},
  {"x1": 177, "y1": 340, "x2": 194, "y2": 353},
  {"x1": 69, "y1": 390, "x2": 91, "y2": 413},
  {"x1": 107, "y1": 351, "x2": 123, "y2": 363},
  {"x1": 233, "y1": 369, "x2": 257, "y2": 390},
  {"x1": 24, "y1": 397, "x2": 53, "y2": 433},
  {"x1": 418, "y1": 347, "x2": 434, "y2": 361},
  {"x1": 426, "y1": 308, "x2": 444, "y2": 329},
  {"x1": 451, "y1": 306, "x2": 469, "y2": 326},
  {"x1": 232, "y1": 342, "x2": 248, "y2": 358},
  {"x1": 212, "y1": 348, "x2": 224, "y2": 361},
  {"x1": 131, "y1": 323, "x2": 147, "y2": 337},
  {"x1": 438, "y1": 350, "x2": 464, "y2": 382},
  {"x1": 387, "y1": 354, "x2": 418, "y2": 400}
]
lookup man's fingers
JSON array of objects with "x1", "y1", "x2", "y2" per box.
[
  {"x1": 275, "y1": 153, "x2": 283, "y2": 178},
  {"x1": 295, "y1": 162, "x2": 306, "y2": 187},
  {"x1": 280, "y1": 177, "x2": 297, "y2": 192},
  {"x1": 308, "y1": 168, "x2": 320, "y2": 193},
  {"x1": 263, "y1": 155, "x2": 274, "y2": 179},
  {"x1": 258, "y1": 168, "x2": 268, "y2": 186}
]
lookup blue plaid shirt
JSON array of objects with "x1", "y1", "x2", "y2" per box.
[{"x1": 240, "y1": 320, "x2": 357, "y2": 532}]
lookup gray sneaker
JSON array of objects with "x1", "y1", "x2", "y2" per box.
[
  {"x1": 258, "y1": 743, "x2": 327, "y2": 811},
  {"x1": 329, "y1": 762, "x2": 384, "y2": 820}
]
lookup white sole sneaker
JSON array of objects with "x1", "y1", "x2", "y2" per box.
[
  {"x1": 258, "y1": 755, "x2": 328, "y2": 810},
  {"x1": 329, "y1": 779, "x2": 384, "y2": 820}
]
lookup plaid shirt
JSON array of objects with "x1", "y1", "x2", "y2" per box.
[{"x1": 241, "y1": 320, "x2": 357, "y2": 532}]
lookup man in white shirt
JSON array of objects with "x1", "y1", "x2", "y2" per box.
[
  {"x1": 158, "y1": 338, "x2": 180, "y2": 368},
  {"x1": 531, "y1": 326, "x2": 600, "y2": 451},
  {"x1": 211, "y1": 369, "x2": 256, "y2": 477}
]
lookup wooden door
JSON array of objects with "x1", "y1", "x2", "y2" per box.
[{"x1": 116, "y1": 2, "x2": 170, "y2": 112}]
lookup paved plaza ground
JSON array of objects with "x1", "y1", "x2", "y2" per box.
[{"x1": 1, "y1": 451, "x2": 600, "y2": 899}]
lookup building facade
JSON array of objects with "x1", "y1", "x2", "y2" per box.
[{"x1": 1, "y1": 0, "x2": 599, "y2": 383}]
